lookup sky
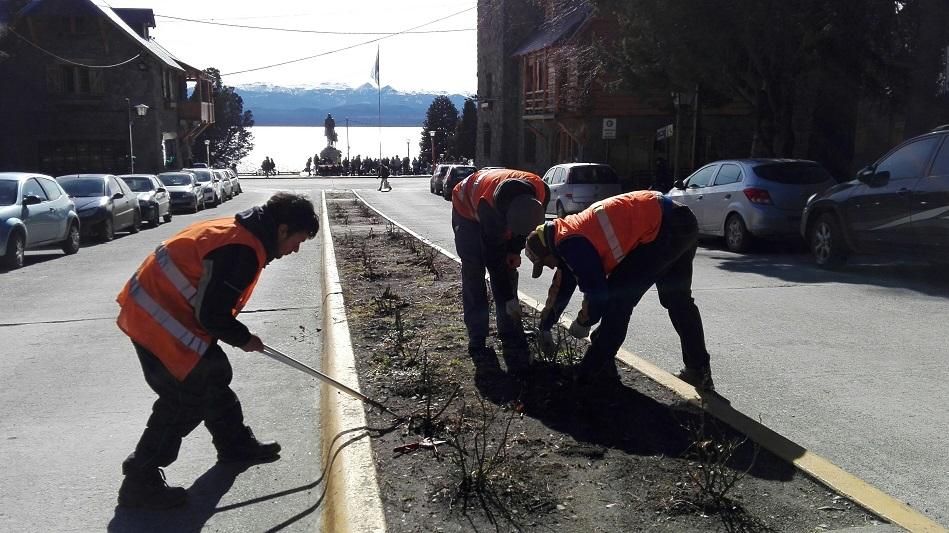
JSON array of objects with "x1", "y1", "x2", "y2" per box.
[{"x1": 101, "y1": 0, "x2": 477, "y2": 93}]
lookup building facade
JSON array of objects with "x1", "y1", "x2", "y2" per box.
[{"x1": 0, "y1": 0, "x2": 214, "y2": 176}]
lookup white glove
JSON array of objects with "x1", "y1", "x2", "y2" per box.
[
  {"x1": 504, "y1": 299, "x2": 522, "y2": 321},
  {"x1": 568, "y1": 320, "x2": 590, "y2": 339},
  {"x1": 538, "y1": 329, "x2": 556, "y2": 356}
]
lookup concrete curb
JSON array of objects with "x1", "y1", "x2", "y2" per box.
[
  {"x1": 352, "y1": 190, "x2": 946, "y2": 533},
  {"x1": 319, "y1": 191, "x2": 387, "y2": 533}
]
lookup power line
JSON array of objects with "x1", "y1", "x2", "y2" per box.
[
  {"x1": 154, "y1": 13, "x2": 474, "y2": 35},
  {"x1": 222, "y1": 6, "x2": 475, "y2": 77},
  {"x1": 7, "y1": 27, "x2": 142, "y2": 68}
]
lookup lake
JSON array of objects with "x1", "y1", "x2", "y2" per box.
[{"x1": 238, "y1": 126, "x2": 424, "y2": 173}]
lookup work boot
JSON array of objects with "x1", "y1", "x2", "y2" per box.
[
  {"x1": 216, "y1": 427, "x2": 281, "y2": 464},
  {"x1": 502, "y1": 346, "x2": 533, "y2": 378},
  {"x1": 117, "y1": 467, "x2": 187, "y2": 509},
  {"x1": 675, "y1": 367, "x2": 715, "y2": 392}
]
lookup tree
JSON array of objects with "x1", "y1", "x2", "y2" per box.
[
  {"x1": 419, "y1": 95, "x2": 459, "y2": 165},
  {"x1": 193, "y1": 68, "x2": 254, "y2": 167},
  {"x1": 591, "y1": 0, "x2": 913, "y2": 158},
  {"x1": 0, "y1": 0, "x2": 30, "y2": 63},
  {"x1": 454, "y1": 98, "x2": 478, "y2": 161}
]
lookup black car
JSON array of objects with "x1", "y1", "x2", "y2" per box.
[
  {"x1": 801, "y1": 125, "x2": 949, "y2": 268},
  {"x1": 441, "y1": 165, "x2": 478, "y2": 200},
  {"x1": 56, "y1": 174, "x2": 141, "y2": 242}
]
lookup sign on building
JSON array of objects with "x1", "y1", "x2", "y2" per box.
[
  {"x1": 602, "y1": 118, "x2": 617, "y2": 139},
  {"x1": 657, "y1": 124, "x2": 674, "y2": 141}
]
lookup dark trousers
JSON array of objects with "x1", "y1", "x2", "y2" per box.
[
  {"x1": 123, "y1": 342, "x2": 246, "y2": 473},
  {"x1": 580, "y1": 203, "x2": 711, "y2": 376},
  {"x1": 452, "y1": 212, "x2": 526, "y2": 350}
]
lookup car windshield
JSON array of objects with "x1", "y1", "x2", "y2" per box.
[
  {"x1": 159, "y1": 174, "x2": 193, "y2": 186},
  {"x1": 451, "y1": 167, "x2": 477, "y2": 178},
  {"x1": 122, "y1": 177, "x2": 154, "y2": 192},
  {"x1": 569, "y1": 166, "x2": 619, "y2": 184},
  {"x1": 0, "y1": 181, "x2": 17, "y2": 206},
  {"x1": 191, "y1": 170, "x2": 212, "y2": 183},
  {"x1": 59, "y1": 178, "x2": 105, "y2": 197},
  {"x1": 753, "y1": 162, "x2": 834, "y2": 184}
]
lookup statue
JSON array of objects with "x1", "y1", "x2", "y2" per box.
[{"x1": 324, "y1": 113, "x2": 338, "y2": 146}]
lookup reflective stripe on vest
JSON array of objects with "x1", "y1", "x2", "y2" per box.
[
  {"x1": 127, "y1": 275, "x2": 209, "y2": 355},
  {"x1": 154, "y1": 244, "x2": 197, "y2": 304},
  {"x1": 593, "y1": 205, "x2": 625, "y2": 264}
]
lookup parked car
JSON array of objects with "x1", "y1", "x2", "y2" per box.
[
  {"x1": 213, "y1": 169, "x2": 233, "y2": 201},
  {"x1": 0, "y1": 172, "x2": 80, "y2": 269},
  {"x1": 542, "y1": 163, "x2": 622, "y2": 217},
  {"x1": 119, "y1": 174, "x2": 172, "y2": 227},
  {"x1": 669, "y1": 159, "x2": 836, "y2": 252},
  {"x1": 225, "y1": 168, "x2": 241, "y2": 195},
  {"x1": 801, "y1": 126, "x2": 949, "y2": 268},
  {"x1": 55, "y1": 174, "x2": 141, "y2": 242},
  {"x1": 441, "y1": 165, "x2": 479, "y2": 200},
  {"x1": 430, "y1": 164, "x2": 451, "y2": 195},
  {"x1": 185, "y1": 168, "x2": 221, "y2": 207},
  {"x1": 158, "y1": 171, "x2": 203, "y2": 213}
]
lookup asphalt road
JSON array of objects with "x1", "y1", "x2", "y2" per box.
[
  {"x1": 0, "y1": 185, "x2": 325, "y2": 532},
  {"x1": 252, "y1": 176, "x2": 947, "y2": 527}
]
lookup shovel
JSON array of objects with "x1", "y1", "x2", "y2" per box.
[{"x1": 260, "y1": 344, "x2": 404, "y2": 420}]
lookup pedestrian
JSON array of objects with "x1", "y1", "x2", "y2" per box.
[
  {"x1": 114, "y1": 192, "x2": 320, "y2": 509},
  {"x1": 378, "y1": 163, "x2": 391, "y2": 191},
  {"x1": 451, "y1": 169, "x2": 548, "y2": 375},
  {"x1": 524, "y1": 190, "x2": 717, "y2": 391},
  {"x1": 261, "y1": 157, "x2": 271, "y2": 177},
  {"x1": 270, "y1": 158, "x2": 277, "y2": 176},
  {"x1": 650, "y1": 157, "x2": 673, "y2": 192},
  {"x1": 304, "y1": 157, "x2": 312, "y2": 176}
]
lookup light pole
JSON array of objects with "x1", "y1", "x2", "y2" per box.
[
  {"x1": 126, "y1": 98, "x2": 149, "y2": 173},
  {"x1": 204, "y1": 139, "x2": 211, "y2": 167},
  {"x1": 429, "y1": 130, "x2": 436, "y2": 172}
]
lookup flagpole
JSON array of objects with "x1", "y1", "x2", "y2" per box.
[{"x1": 377, "y1": 45, "x2": 382, "y2": 165}]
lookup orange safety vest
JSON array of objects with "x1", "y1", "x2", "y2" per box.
[
  {"x1": 552, "y1": 191, "x2": 663, "y2": 276},
  {"x1": 115, "y1": 218, "x2": 267, "y2": 381},
  {"x1": 452, "y1": 168, "x2": 546, "y2": 222}
]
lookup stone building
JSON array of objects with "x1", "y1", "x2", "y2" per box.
[{"x1": 0, "y1": 0, "x2": 214, "y2": 175}]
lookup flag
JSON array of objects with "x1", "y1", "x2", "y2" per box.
[{"x1": 370, "y1": 46, "x2": 380, "y2": 87}]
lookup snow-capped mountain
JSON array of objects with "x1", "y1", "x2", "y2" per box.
[{"x1": 236, "y1": 83, "x2": 471, "y2": 127}]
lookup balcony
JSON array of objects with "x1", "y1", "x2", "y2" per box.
[{"x1": 179, "y1": 101, "x2": 214, "y2": 124}]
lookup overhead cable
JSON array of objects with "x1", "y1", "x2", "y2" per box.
[
  {"x1": 222, "y1": 6, "x2": 475, "y2": 76},
  {"x1": 7, "y1": 27, "x2": 142, "y2": 68},
  {"x1": 155, "y1": 13, "x2": 474, "y2": 35}
]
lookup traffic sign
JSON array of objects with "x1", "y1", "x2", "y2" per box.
[
  {"x1": 657, "y1": 124, "x2": 674, "y2": 141},
  {"x1": 602, "y1": 118, "x2": 617, "y2": 139}
]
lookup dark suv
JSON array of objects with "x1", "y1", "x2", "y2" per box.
[{"x1": 801, "y1": 126, "x2": 949, "y2": 268}]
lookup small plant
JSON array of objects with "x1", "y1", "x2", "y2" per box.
[
  {"x1": 385, "y1": 221, "x2": 401, "y2": 239},
  {"x1": 421, "y1": 247, "x2": 441, "y2": 280}
]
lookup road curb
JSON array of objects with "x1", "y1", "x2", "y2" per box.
[
  {"x1": 319, "y1": 191, "x2": 387, "y2": 533},
  {"x1": 352, "y1": 190, "x2": 946, "y2": 533}
]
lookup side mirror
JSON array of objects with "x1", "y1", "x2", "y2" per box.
[
  {"x1": 156, "y1": 187, "x2": 167, "y2": 193},
  {"x1": 856, "y1": 166, "x2": 876, "y2": 183},
  {"x1": 112, "y1": 192, "x2": 124, "y2": 200},
  {"x1": 673, "y1": 180, "x2": 686, "y2": 190},
  {"x1": 22, "y1": 194, "x2": 43, "y2": 206}
]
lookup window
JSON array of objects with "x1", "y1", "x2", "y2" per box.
[
  {"x1": 107, "y1": 178, "x2": 122, "y2": 197},
  {"x1": 876, "y1": 137, "x2": 940, "y2": 180},
  {"x1": 22, "y1": 178, "x2": 48, "y2": 201},
  {"x1": 482, "y1": 124, "x2": 492, "y2": 158},
  {"x1": 714, "y1": 164, "x2": 742, "y2": 185},
  {"x1": 686, "y1": 165, "x2": 717, "y2": 188},
  {"x1": 48, "y1": 66, "x2": 103, "y2": 95},
  {"x1": 754, "y1": 162, "x2": 833, "y2": 184},
  {"x1": 568, "y1": 166, "x2": 619, "y2": 184},
  {"x1": 928, "y1": 138, "x2": 949, "y2": 177},
  {"x1": 38, "y1": 178, "x2": 62, "y2": 200},
  {"x1": 553, "y1": 168, "x2": 566, "y2": 184},
  {"x1": 0, "y1": 181, "x2": 17, "y2": 206},
  {"x1": 524, "y1": 130, "x2": 536, "y2": 163}
]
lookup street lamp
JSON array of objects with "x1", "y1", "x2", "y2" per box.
[
  {"x1": 204, "y1": 139, "x2": 211, "y2": 167},
  {"x1": 126, "y1": 98, "x2": 149, "y2": 173},
  {"x1": 429, "y1": 130, "x2": 436, "y2": 171}
]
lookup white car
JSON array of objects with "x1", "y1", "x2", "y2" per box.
[
  {"x1": 541, "y1": 163, "x2": 622, "y2": 217},
  {"x1": 185, "y1": 168, "x2": 222, "y2": 207}
]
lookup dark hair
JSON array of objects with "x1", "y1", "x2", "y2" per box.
[{"x1": 266, "y1": 192, "x2": 320, "y2": 237}]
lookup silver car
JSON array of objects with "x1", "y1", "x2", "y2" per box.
[
  {"x1": 668, "y1": 159, "x2": 836, "y2": 252},
  {"x1": 119, "y1": 174, "x2": 172, "y2": 227},
  {"x1": 185, "y1": 168, "x2": 221, "y2": 207},
  {"x1": 158, "y1": 172, "x2": 204, "y2": 213},
  {"x1": 0, "y1": 173, "x2": 81, "y2": 269},
  {"x1": 213, "y1": 169, "x2": 232, "y2": 201},
  {"x1": 542, "y1": 163, "x2": 622, "y2": 217}
]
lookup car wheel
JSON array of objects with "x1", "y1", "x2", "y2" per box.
[
  {"x1": 430, "y1": 182, "x2": 435, "y2": 194},
  {"x1": 163, "y1": 210, "x2": 173, "y2": 223},
  {"x1": 150, "y1": 209, "x2": 161, "y2": 226},
  {"x1": 556, "y1": 202, "x2": 567, "y2": 219},
  {"x1": 724, "y1": 214, "x2": 752, "y2": 253},
  {"x1": 2, "y1": 231, "x2": 25, "y2": 270},
  {"x1": 810, "y1": 213, "x2": 847, "y2": 269},
  {"x1": 61, "y1": 222, "x2": 80, "y2": 255},
  {"x1": 99, "y1": 217, "x2": 115, "y2": 242},
  {"x1": 129, "y1": 211, "x2": 141, "y2": 234}
]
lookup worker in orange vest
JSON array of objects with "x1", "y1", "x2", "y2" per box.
[
  {"x1": 452, "y1": 168, "x2": 548, "y2": 375},
  {"x1": 524, "y1": 190, "x2": 717, "y2": 391},
  {"x1": 114, "y1": 192, "x2": 320, "y2": 509}
]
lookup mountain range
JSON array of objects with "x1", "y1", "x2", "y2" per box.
[{"x1": 235, "y1": 83, "x2": 471, "y2": 127}]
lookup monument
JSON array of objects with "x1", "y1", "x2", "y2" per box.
[{"x1": 321, "y1": 113, "x2": 341, "y2": 164}]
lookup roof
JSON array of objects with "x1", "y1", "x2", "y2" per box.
[
  {"x1": 18, "y1": 0, "x2": 183, "y2": 71},
  {"x1": 111, "y1": 8, "x2": 155, "y2": 30},
  {"x1": 512, "y1": 3, "x2": 592, "y2": 57}
]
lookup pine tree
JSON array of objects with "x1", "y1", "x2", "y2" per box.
[
  {"x1": 454, "y1": 98, "x2": 477, "y2": 161},
  {"x1": 419, "y1": 96, "x2": 460, "y2": 166},
  {"x1": 193, "y1": 68, "x2": 254, "y2": 167}
]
